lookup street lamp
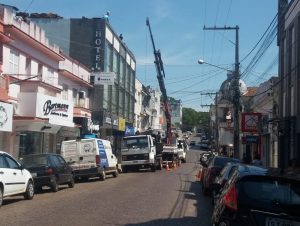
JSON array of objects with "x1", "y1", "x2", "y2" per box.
[
  {"x1": 197, "y1": 59, "x2": 232, "y2": 73},
  {"x1": 198, "y1": 58, "x2": 240, "y2": 159}
]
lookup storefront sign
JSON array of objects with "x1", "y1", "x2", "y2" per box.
[
  {"x1": 118, "y1": 118, "x2": 125, "y2": 131},
  {"x1": 0, "y1": 102, "x2": 13, "y2": 132},
  {"x1": 125, "y1": 125, "x2": 135, "y2": 136},
  {"x1": 242, "y1": 135, "x2": 260, "y2": 144},
  {"x1": 241, "y1": 112, "x2": 261, "y2": 133},
  {"x1": 105, "y1": 117, "x2": 112, "y2": 124},
  {"x1": 18, "y1": 93, "x2": 74, "y2": 127}
]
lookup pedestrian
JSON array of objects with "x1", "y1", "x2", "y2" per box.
[{"x1": 157, "y1": 131, "x2": 162, "y2": 143}]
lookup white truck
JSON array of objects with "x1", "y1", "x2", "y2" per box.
[{"x1": 121, "y1": 135, "x2": 163, "y2": 172}]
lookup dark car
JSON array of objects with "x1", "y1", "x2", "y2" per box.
[
  {"x1": 211, "y1": 162, "x2": 240, "y2": 205},
  {"x1": 211, "y1": 165, "x2": 300, "y2": 226},
  {"x1": 202, "y1": 156, "x2": 240, "y2": 195},
  {"x1": 20, "y1": 154, "x2": 75, "y2": 192}
]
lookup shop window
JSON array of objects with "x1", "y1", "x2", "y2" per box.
[{"x1": 19, "y1": 132, "x2": 43, "y2": 157}]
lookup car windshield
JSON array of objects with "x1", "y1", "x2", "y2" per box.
[
  {"x1": 122, "y1": 137, "x2": 148, "y2": 148},
  {"x1": 20, "y1": 155, "x2": 48, "y2": 167}
]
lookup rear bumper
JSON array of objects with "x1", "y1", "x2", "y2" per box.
[
  {"x1": 33, "y1": 175, "x2": 56, "y2": 188},
  {"x1": 73, "y1": 167, "x2": 104, "y2": 179}
]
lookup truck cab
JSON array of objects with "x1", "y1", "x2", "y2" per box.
[{"x1": 121, "y1": 135, "x2": 162, "y2": 172}]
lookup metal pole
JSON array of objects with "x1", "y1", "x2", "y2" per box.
[{"x1": 234, "y1": 26, "x2": 240, "y2": 159}]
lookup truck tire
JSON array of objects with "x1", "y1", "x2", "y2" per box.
[
  {"x1": 99, "y1": 171, "x2": 106, "y2": 181},
  {"x1": 113, "y1": 168, "x2": 118, "y2": 178},
  {"x1": 122, "y1": 166, "x2": 128, "y2": 173},
  {"x1": 151, "y1": 164, "x2": 156, "y2": 172}
]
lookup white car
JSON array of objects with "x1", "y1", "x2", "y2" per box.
[{"x1": 0, "y1": 151, "x2": 34, "y2": 206}]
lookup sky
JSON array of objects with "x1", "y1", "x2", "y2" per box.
[{"x1": 2, "y1": 0, "x2": 279, "y2": 112}]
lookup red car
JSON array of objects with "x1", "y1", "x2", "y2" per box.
[{"x1": 202, "y1": 156, "x2": 240, "y2": 195}]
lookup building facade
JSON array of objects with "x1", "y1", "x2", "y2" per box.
[
  {"x1": 31, "y1": 15, "x2": 136, "y2": 142},
  {"x1": 277, "y1": 0, "x2": 300, "y2": 169},
  {"x1": 0, "y1": 5, "x2": 92, "y2": 157}
]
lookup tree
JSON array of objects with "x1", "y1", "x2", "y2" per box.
[{"x1": 182, "y1": 108, "x2": 209, "y2": 132}]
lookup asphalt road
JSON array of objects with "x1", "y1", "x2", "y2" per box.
[{"x1": 0, "y1": 148, "x2": 213, "y2": 226}]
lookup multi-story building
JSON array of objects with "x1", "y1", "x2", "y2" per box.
[
  {"x1": 30, "y1": 15, "x2": 136, "y2": 143},
  {"x1": 0, "y1": 4, "x2": 92, "y2": 157},
  {"x1": 277, "y1": 0, "x2": 300, "y2": 169},
  {"x1": 169, "y1": 98, "x2": 182, "y2": 129}
]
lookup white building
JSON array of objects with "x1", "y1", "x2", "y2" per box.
[{"x1": 0, "y1": 5, "x2": 92, "y2": 157}]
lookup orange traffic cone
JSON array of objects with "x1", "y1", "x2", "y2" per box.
[
  {"x1": 173, "y1": 162, "x2": 177, "y2": 171},
  {"x1": 166, "y1": 162, "x2": 170, "y2": 171}
]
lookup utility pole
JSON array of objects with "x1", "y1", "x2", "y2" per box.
[
  {"x1": 203, "y1": 25, "x2": 240, "y2": 158},
  {"x1": 201, "y1": 92, "x2": 219, "y2": 151}
]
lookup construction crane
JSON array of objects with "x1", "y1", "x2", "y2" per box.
[{"x1": 146, "y1": 17, "x2": 172, "y2": 145}]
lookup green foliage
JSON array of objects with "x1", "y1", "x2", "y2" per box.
[{"x1": 182, "y1": 108, "x2": 210, "y2": 132}]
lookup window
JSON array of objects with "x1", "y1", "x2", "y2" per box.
[
  {"x1": 73, "y1": 88, "x2": 78, "y2": 105},
  {"x1": 9, "y1": 49, "x2": 19, "y2": 74},
  {"x1": 5, "y1": 156, "x2": 19, "y2": 169},
  {"x1": 62, "y1": 84, "x2": 68, "y2": 100},
  {"x1": 25, "y1": 58, "x2": 31, "y2": 75},
  {"x1": 47, "y1": 68, "x2": 55, "y2": 85},
  {"x1": 57, "y1": 156, "x2": 66, "y2": 165},
  {"x1": 50, "y1": 155, "x2": 61, "y2": 167},
  {"x1": 0, "y1": 155, "x2": 8, "y2": 168}
]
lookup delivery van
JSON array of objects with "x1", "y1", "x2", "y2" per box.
[{"x1": 61, "y1": 138, "x2": 119, "y2": 181}]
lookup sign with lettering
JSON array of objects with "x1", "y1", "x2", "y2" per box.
[
  {"x1": 0, "y1": 102, "x2": 13, "y2": 132},
  {"x1": 36, "y1": 94, "x2": 74, "y2": 126},
  {"x1": 241, "y1": 112, "x2": 262, "y2": 132},
  {"x1": 93, "y1": 72, "x2": 115, "y2": 85}
]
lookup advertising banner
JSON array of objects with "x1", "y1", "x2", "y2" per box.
[{"x1": 0, "y1": 102, "x2": 13, "y2": 132}]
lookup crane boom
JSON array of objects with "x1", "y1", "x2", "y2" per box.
[{"x1": 146, "y1": 18, "x2": 172, "y2": 145}]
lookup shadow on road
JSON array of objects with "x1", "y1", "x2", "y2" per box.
[
  {"x1": 125, "y1": 164, "x2": 213, "y2": 226},
  {"x1": 125, "y1": 216, "x2": 209, "y2": 226}
]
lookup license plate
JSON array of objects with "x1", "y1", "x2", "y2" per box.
[
  {"x1": 266, "y1": 217, "x2": 300, "y2": 226},
  {"x1": 133, "y1": 160, "x2": 138, "y2": 163},
  {"x1": 31, "y1": 172, "x2": 37, "y2": 177}
]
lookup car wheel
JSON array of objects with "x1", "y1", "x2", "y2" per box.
[
  {"x1": 68, "y1": 175, "x2": 75, "y2": 188},
  {"x1": 151, "y1": 164, "x2": 156, "y2": 172},
  {"x1": 0, "y1": 187, "x2": 3, "y2": 207},
  {"x1": 24, "y1": 180, "x2": 34, "y2": 200},
  {"x1": 112, "y1": 169, "x2": 118, "y2": 178},
  {"x1": 51, "y1": 179, "x2": 59, "y2": 192},
  {"x1": 99, "y1": 171, "x2": 106, "y2": 181}
]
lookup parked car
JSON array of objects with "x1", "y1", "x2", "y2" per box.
[
  {"x1": 211, "y1": 162, "x2": 240, "y2": 205},
  {"x1": 211, "y1": 165, "x2": 300, "y2": 226},
  {"x1": 0, "y1": 151, "x2": 34, "y2": 206},
  {"x1": 20, "y1": 153, "x2": 74, "y2": 192},
  {"x1": 202, "y1": 156, "x2": 240, "y2": 195}
]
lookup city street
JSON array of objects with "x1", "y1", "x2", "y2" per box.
[{"x1": 0, "y1": 149, "x2": 213, "y2": 226}]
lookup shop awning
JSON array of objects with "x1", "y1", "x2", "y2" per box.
[{"x1": 14, "y1": 117, "x2": 62, "y2": 134}]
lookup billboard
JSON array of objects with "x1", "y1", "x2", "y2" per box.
[{"x1": 241, "y1": 112, "x2": 262, "y2": 133}]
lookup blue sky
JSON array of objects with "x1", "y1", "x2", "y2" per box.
[{"x1": 3, "y1": 0, "x2": 278, "y2": 111}]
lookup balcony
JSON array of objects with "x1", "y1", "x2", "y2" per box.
[
  {"x1": 73, "y1": 98, "x2": 91, "y2": 118},
  {"x1": 0, "y1": 75, "x2": 9, "y2": 101}
]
